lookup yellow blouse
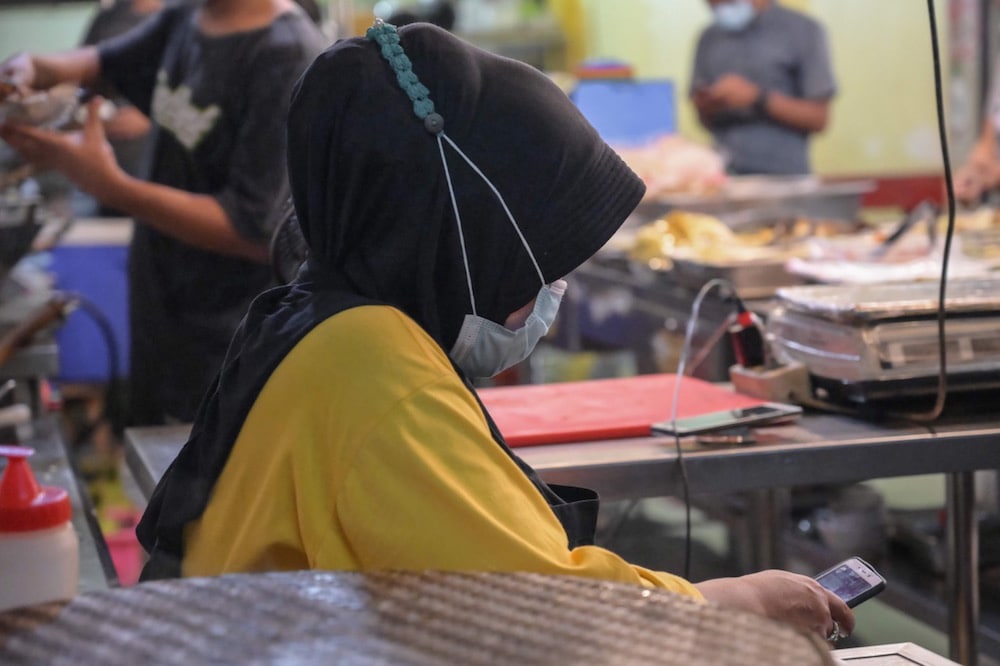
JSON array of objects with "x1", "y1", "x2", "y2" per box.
[{"x1": 183, "y1": 305, "x2": 702, "y2": 597}]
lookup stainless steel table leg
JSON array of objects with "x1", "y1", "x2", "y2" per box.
[
  {"x1": 747, "y1": 488, "x2": 789, "y2": 571},
  {"x1": 947, "y1": 471, "x2": 978, "y2": 665}
]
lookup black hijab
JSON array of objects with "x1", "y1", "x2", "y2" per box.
[
  {"x1": 137, "y1": 22, "x2": 644, "y2": 578},
  {"x1": 288, "y1": 22, "x2": 644, "y2": 349}
]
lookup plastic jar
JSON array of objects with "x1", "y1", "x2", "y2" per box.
[{"x1": 0, "y1": 445, "x2": 79, "y2": 612}]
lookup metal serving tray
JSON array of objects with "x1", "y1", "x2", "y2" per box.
[
  {"x1": 670, "y1": 256, "x2": 805, "y2": 300},
  {"x1": 636, "y1": 176, "x2": 875, "y2": 226},
  {"x1": 773, "y1": 278, "x2": 1000, "y2": 324}
]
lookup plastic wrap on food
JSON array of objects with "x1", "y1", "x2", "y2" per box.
[
  {"x1": 613, "y1": 135, "x2": 727, "y2": 199},
  {"x1": 773, "y1": 277, "x2": 1000, "y2": 323},
  {"x1": 0, "y1": 84, "x2": 79, "y2": 129}
]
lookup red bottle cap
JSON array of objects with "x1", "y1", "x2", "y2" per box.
[{"x1": 0, "y1": 445, "x2": 71, "y2": 533}]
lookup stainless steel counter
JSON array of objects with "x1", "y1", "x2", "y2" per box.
[{"x1": 124, "y1": 409, "x2": 1000, "y2": 664}]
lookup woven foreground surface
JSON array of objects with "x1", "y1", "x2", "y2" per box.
[{"x1": 0, "y1": 570, "x2": 833, "y2": 665}]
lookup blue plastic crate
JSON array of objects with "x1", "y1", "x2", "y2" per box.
[
  {"x1": 572, "y1": 79, "x2": 676, "y2": 147},
  {"x1": 48, "y1": 242, "x2": 130, "y2": 384}
]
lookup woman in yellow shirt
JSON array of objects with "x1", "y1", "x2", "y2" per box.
[{"x1": 137, "y1": 20, "x2": 852, "y2": 643}]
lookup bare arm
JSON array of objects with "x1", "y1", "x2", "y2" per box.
[
  {"x1": 0, "y1": 98, "x2": 268, "y2": 262},
  {"x1": 1, "y1": 47, "x2": 101, "y2": 90},
  {"x1": 759, "y1": 90, "x2": 830, "y2": 133},
  {"x1": 695, "y1": 569, "x2": 854, "y2": 641},
  {"x1": 954, "y1": 117, "x2": 1000, "y2": 205},
  {"x1": 107, "y1": 174, "x2": 269, "y2": 262},
  {"x1": 103, "y1": 104, "x2": 152, "y2": 141},
  {"x1": 704, "y1": 74, "x2": 830, "y2": 134}
]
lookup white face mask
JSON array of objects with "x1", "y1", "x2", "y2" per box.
[
  {"x1": 401, "y1": 92, "x2": 563, "y2": 380},
  {"x1": 713, "y1": 0, "x2": 756, "y2": 32},
  {"x1": 450, "y1": 279, "x2": 567, "y2": 378}
]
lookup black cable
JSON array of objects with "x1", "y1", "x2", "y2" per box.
[
  {"x1": 905, "y1": 0, "x2": 954, "y2": 423},
  {"x1": 655, "y1": 0, "x2": 955, "y2": 579},
  {"x1": 667, "y1": 277, "x2": 732, "y2": 581},
  {"x1": 780, "y1": 1, "x2": 954, "y2": 424},
  {"x1": 60, "y1": 291, "x2": 125, "y2": 444}
]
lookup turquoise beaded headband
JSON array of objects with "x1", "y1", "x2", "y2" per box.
[
  {"x1": 365, "y1": 19, "x2": 547, "y2": 310},
  {"x1": 366, "y1": 18, "x2": 445, "y2": 135}
]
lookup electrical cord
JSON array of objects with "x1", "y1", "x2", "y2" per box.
[
  {"x1": 60, "y1": 291, "x2": 125, "y2": 445},
  {"x1": 687, "y1": 310, "x2": 739, "y2": 376},
  {"x1": 800, "y1": 0, "x2": 953, "y2": 423},
  {"x1": 649, "y1": 0, "x2": 953, "y2": 587},
  {"x1": 904, "y1": 0, "x2": 954, "y2": 423},
  {"x1": 666, "y1": 277, "x2": 732, "y2": 580}
]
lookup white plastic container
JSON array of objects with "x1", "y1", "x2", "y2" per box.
[{"x1": 0, "y1": 445, "x2": 79, "y2": 611}]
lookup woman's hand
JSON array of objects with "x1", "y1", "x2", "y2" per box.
[
  {"x1": 696, "y1": 569, "x2": 855, "y2": 643},
  {"x1": 0, "y1": 97, "x2": 127, "y2": 204}
]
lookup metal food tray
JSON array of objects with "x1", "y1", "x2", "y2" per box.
[
  {"x1": 774, "y1": 278, "x2": 1000, "y2": 323},
  {"x1": 636, "y1": 176, "x2": 875, "y2": 226},
  {"x1": 670, "y1": 256, "x2": 806, "y2": 300}
]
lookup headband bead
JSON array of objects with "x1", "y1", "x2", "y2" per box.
[{"x1": 366, "y1": 19, "x2": 440, "y2": 131}]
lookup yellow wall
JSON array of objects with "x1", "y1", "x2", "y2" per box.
[
  {"x1": 1, "y1": 0, "x2": 956, "y2": 178},
  {"x1": 581, "y1": 0, "x2": 951, "y2": 177}
]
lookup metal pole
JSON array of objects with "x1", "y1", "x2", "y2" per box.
[
  {"x1": 747, "y1": 488, "x2": 788, "y2": 571},
  {"x1": 947, "y1": 471, "x2": 979, "y2": 665}
]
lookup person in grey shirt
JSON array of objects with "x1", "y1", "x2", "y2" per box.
[{"x1": 690, "y1": 0, "x2": 836, "y2": 175}]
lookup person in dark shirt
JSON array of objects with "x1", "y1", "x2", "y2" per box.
[
  {"x1": 690, "y1": 0, "x2": 836, "y2": 175},
  {"x1": 80, "y1": 0, "x2": 164, "y2": 210},
  {"x1": 0, "y1": 0, "x2": 328, "y2": 425}
]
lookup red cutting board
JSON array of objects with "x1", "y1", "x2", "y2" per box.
[{"x1": 477, "y1": 374, "x2": 766, "y2": 447}]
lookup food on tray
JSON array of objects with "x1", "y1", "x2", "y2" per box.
[
  {"x1": 0, "y1": 79, "x2": 19, "y2": 104},
  {"x1": 936, "y1": 207, "x2": 1000, "y2": 260},
  {"x1": 614, "y1": 135, "x2": 727, "y2": 199},
  {"x1": 935, "y1": 206, "x2": 999, "y2": 232},
  {"x1": 630, "y1": 211, "x2": 728, "y2": 263},
  {"x1": 627, "y1": 209, "x2": 869, "y2": 268},
  {"x1": 629, "y1": 211, "x2": 810, "y2": 265},
  {"x1": 0, "y1": 83, "x2": 79, "y2": 128}
]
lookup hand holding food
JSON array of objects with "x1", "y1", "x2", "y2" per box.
[
  {"x1": 0, "y1": 97, "x2": 124, "y2": 202},
  {"x1": 0, "y1": 52, "x2": 36, "y2": 94}
]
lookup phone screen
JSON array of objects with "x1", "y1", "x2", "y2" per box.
[
  {"x1": 651, "y1": 403, "x2": 802, "y2": 436},
  {"x1": 817, "y1": 565, "x2": 872, "y2": 603},
  {"x1": 815, "y1": 558, "x2": 885, "y2": 607}
]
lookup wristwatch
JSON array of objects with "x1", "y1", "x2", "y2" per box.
[{"x1": 753, "y1": 88, "x2": 770, "y2": 116}]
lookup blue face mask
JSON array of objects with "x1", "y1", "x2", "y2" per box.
[
  {"x1": 713, "y1": 0, "x2": 756, "y2": 32},
  {"x1": 450, "y1": 280, "x2": 566, "y2": 379}
]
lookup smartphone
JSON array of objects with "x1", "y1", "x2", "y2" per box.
[
  {"x1": 814, "y1": 556, "x2": 886, "y2": 608},
  {"x1": 651, "y1": 402, "x2": 803, "y2": 437}
]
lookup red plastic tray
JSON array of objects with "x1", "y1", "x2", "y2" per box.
[{"x1": 478, "y1": 374, "x2": 766, "y2": 447}]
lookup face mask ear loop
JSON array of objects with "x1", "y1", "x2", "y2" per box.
[
  {"x1": 437, "y1": 134, "x2": 478, "y2": 316},
  {"x1": 366, "y1": 18, "x2": 545, "y2": 310},
  {"x1": 439, "y1": 134, "x2": 547, "y2": 288}
]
